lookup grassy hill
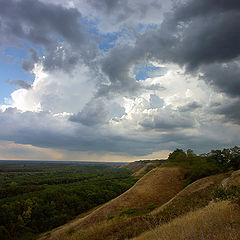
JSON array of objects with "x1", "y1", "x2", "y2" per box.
[
  {"x1": 38, "y1": 166, "x2": 185, "y2": 240},
  {"x1": 38, "y1": 147, "x2": 240, "y2": 240},
  {"x1": 38, "y1": 169, "x2": 240, "y2": 240}
]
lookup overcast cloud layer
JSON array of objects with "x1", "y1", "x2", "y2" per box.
[{"x1": 0, "y1": 0, "x2": 240, "y2": 160}]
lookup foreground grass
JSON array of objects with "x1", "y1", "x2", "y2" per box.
[{"x1": 132, "y1": 201, "x2": 240, "y2": 240}]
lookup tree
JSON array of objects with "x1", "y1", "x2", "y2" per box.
[
  {"x1": 186, "y1": 149, "x2": 195, "y2": 165},
  {"x1": 209, "y1": 146, "x2": 240, "y2": 170},
  {"x1": 229, "y1": 146, "x2": 240, "y2": 170},
  {"x1": 168, "y1": 149, "x2": 187, "y2": 162}
]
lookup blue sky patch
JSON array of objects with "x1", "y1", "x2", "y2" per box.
[
  {"x1": 134, "y1": 62, "x2": 165, "y2": 81},
  {"x1": 0, "y1": 47, "x2": 34, "y2": 104}
]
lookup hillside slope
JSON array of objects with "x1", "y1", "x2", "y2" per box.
[
  {"x1": 133, "y1": 169, "x2": 240, "y2": 240},
  {"x1": 39, "y1": 168, "x2": 240, "y2": 240},
  {"x1": 151, "y1": 171, "x2": 231, "y2": 218},
  {"x1": 60, "y1": 171, "x2": 236, "y2": 240},
  {"x1": 38, "y1": 167, "x2": 185, "y2": 240}
]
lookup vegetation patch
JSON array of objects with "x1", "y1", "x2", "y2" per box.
[
  {"x1": 119, "y1": 207, "x2": 139, "y2": 217},
  {"x1": 165, "y1": 146, "x2": 240, "y2": 186},
  {"x1": 0, "y1": 162, "x2": 137, "y2": 240},
  {"x1": 214, "y1": 185, "x2": 240, "y2": 204}
]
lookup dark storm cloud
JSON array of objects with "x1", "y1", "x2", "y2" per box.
[
  {"x1": 0, "y1": 0, "x2": 86, "y2": 47},
  {"x1": 0, "y1": 0, "x2": 92, "y2": 73},
  {"x1": 173, "y1": 11, "x2": 240, "y2": 68},
  {"x1": 6, "y1": 79, "x2": 32, "y2": 89},
  {"x1": 215, "y1": 100, "x2": 240, "y2": 124},
  {"x1": 200, "y1": 61, "x2": 240, "y2": 98},
  {"x1": 99, "y1": 0, "x2": 240, "y2": 99},
  {"x1": 173, "y1": 0, "x2": 240, "y2": 21},
  {"x1": 134, "y1": 0, "x2": 240, "y2": 68}
]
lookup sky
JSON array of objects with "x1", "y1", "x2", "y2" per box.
[{"x1": 0, "y1": 0, "x2": 240, "y2": 161}]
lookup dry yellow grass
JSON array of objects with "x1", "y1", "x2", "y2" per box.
[
  {"x1": 132, "y1": 201, "x2": 240, "y2": 240},
  {"x1": 68, "y1": 215, "x2": 157, "y2": 240},
  {"x1": 38, "y1": 167, "x2": 185, "y2": 240},
  {"x1": 151, "y1": 172, "x2": 231, "y2": 219}
]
